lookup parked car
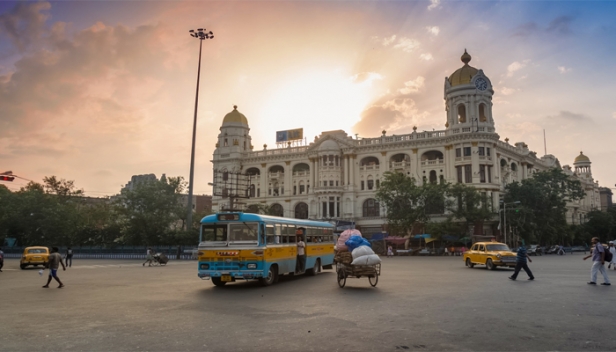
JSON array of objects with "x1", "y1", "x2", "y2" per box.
[
  {"x1": 463, "y1": 242, "x2": 517, "y2": 270},
  {"x1": 20, "y1": 246, "x2": 49, "y2": 269},
  {"x1": 528, "y1": 245, "x2": 542, "y2": 256}
]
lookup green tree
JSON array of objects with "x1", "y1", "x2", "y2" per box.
[
  {"x1": 504, "y1": 168, "x2": 585, "y2": 245},
  {"x1": 114, "y1": 176, "x2": 186, "y2": 245},
  {"x1": 376, "y1": 172, "x2": 448, "y2": 236},
  {"x1": 446, "y1": 183, "x2": 494, "y2": 237},
  {"x1": 581, "y1": 210, "x2": 615, "y2": 243}
]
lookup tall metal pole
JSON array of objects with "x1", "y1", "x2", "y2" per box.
[
  {"x1": 187, "y1": 28, "x2": 214, "y2": 231},
  {"x1": 503, "y1": 203, "x2": 507, "y2": 247}
]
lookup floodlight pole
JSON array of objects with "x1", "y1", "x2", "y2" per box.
[
  {"x1": 501, "y1": 201, "x2": 520, "y2": 247},
  {"x1": 187, "y1": 28, "x2": 214, "y2": 231}
]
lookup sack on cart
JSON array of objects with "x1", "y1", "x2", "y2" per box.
[
  {"x1": 345, "y1": 235, "x2": 371, "y2": 252},
  {"x1": 351, "y1": 254, "x2": 381, "y2": 266},
  {"x1": 351, "y1": 246, "x2": 375, "y2": 259}
]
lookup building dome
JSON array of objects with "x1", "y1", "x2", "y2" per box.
[
  {"x1": 318, "y1": 139, "x2": 340, "y2": 151},
  {"x1": 574, "y1": 151, "x2": 590, "y2": 163},
  {"x1": 448, "y1": 50, "x2": 479, "y2": 87},
  {"x1": 222, "y1": 105, "x2": 248, "y2": 126}
]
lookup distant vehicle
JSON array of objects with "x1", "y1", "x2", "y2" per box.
[
  {"x1": 464, "y1": 242, "x2": 517, "y2": 270},
  {"x1": 418, "y1": 248, "x2": 432, "y2": 256},
  {"x1": 528, "y1": 245, "x2": 542, "y2": 256},
  {"x1": 571, "y1": 246, "x2": 586, "y2": 253},
  {"x1": 20, "y1": 246, "x2": 49, "y2": 269}
]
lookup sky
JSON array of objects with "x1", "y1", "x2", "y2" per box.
[{"x1": 1, "y1": 0, "x2": 615, "y2": 197}]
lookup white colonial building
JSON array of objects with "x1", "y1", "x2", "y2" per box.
[{"x1": 211, "y1": 51, "x2": 601, "y2": 237}]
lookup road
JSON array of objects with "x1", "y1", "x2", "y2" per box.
[{"x1": 1, "y1": 253, "x2": 615, "y2": 351}]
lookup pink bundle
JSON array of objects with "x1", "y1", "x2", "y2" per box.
[{"x1": 336, "y1": 229, "x2": 362, "y2": 251}]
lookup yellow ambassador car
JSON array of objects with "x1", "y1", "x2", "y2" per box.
[
  {"x1": 463, "y1": 242, "x2": 517, "y2": 270},
  {"x1": 20, "y1": 246, "x2": 50, "y2": 269}
]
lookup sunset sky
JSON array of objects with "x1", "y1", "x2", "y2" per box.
[{"x1": 1, "y1": 0, "x2": 615, "y2": 197}]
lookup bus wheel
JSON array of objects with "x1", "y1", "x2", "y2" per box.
[
  {"x1": 211, "y1": 277, "x2": 226, "y2": 287},
  {"x1": 259, "y1": 265, "x2": 278, "y2": 286},
  {"x1": 307, "y1": 259, "x2": 320, "y2": 276}
]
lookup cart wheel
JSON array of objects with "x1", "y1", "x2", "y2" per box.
[
  {"x1": 369, "y1": 272, "x2": 378, "y2": 287},
  {"x1": 337, "y1": 268, "x2": 346, "y2": 288}
]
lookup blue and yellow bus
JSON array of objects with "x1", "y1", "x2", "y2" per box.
[{"x1": 197, "y1": 212, "x2": 335, "y2": 286}]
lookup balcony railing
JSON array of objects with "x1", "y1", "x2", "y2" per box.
[{"x1": 420, "y1": 159, "x2": 444, "y2": 166}]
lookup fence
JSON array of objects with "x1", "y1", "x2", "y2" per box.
[{"x1": 2, "y1": 246, "x2": 198, "y2": 260}]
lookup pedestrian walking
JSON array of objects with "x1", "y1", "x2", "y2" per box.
[
  {"x1": 583, "y1": 237, "x2": 611, "y2": 286},
  {"x1": 143, "y1": 247, "x2": 154, "y2": 267},
  {"x1": 64, "y1": 247, "x2": 73, "y2": 267},
  {"x1": 43, "y1": 247, "x2": 65, "y2": 288},
  {"x1": 0, "y1": 247, "x2": 4, "y2": 272},
  {"x1": 509, "y1": 241, "x2": 534, "y2": 281},
  {"x1": 387, "y1": 245, "x2": 394, "y2": 258},
  {"x1": 607, "y1": 241, "x2": 616, "y2": 270}
]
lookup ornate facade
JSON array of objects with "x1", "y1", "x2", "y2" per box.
[{"x1": 211, "y1": 51, "x2": 601, "y2": 236}]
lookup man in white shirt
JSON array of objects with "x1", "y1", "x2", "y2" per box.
[
  {"x1": 296, "y1": 236, "x2": 306, "y2": 273},
  {"x1": 608, "y1": 241, "x2": 616, "y2": 270}
]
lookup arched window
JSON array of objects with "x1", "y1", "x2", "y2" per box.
[
  {"x1": 500, "y1": 159, "x2": 507, "y2": 168},
  {"x1": 363, "y1": 199, "x2": 380, "y2": 217},
  {"x1": 479, "y1": 103, "x2": 487, "y2": 122},
  {"x1": 429, "y1": 170, "x2": 437, "y2": 184},
  {"x1": 511, "y1": 163, "x2": 517, "y2": 171},
  {"x1": 421, "y1": 150, "x2": 444, "y2": 161},
  {"x1": 360, "y1": 156, "x2": 380, "y2": 166},
  {"x1": 390, "y1": 153, "x2": 410, "y2": 163},
  {"x1": 270, "y1": 203, "x2": 284, "y2": 217},
  {"x1": 295, "y1": 202, "x2": 309, "y2": 219},
  {"x1": 292, "y1": 163, "x2": 310, "y2": 174},
  {"x1": 269, "y1": 165, "x2": 284, "y2": 174},
  {"x1": 458, "y1": 105, "x2": 466, "y2": 123},
  {"x1": 246, "y1": 167, "x2": 260, "y2": 176}
]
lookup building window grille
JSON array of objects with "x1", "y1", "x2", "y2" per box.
[{"x1": 464, "y1": 165, "x2": 472, "y2": 183}]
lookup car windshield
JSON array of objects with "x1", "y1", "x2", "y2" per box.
[
  {"x1": 486, "y1": 244, "x2": 510, "y2": 251},
  {"x1": 27, "y1": 249, "x2": 47, "y2": 254}
]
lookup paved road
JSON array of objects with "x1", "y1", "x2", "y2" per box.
[{"x1": 1, "y1": 253, "x2": 615, "y2": 351}]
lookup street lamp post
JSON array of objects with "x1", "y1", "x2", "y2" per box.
[
  {"x1": 186, "y1": 28, "x2": 214, "y2": 231},
  {"x1": 501, "y1": 201, "x2": 520, "y2": 247}
]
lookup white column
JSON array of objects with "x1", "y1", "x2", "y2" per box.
[{"x1": 309, "y1": 158, "x2": 315, "y2": 194}]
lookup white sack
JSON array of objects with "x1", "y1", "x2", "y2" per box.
[
  {"x1": 351, "y1": 245, "x2": 375, "y2": 259},
  {"x1": 351, "y1": 254, "x2": 382, "y2": 266}
]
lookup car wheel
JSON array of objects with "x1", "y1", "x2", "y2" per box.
[
  {"x1": 465, "y1": 258, "x2": 475, "y2": 268},
  {"x1": 486, "y1": 259, "x2": 495, "y2": 270},
  {"x1": 20, "y1": 264, "x2": 26, "y2": 270}
]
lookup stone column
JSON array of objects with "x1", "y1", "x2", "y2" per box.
[
  {"x1": 260, "y1": 163, "x2": 267, "y2": 198},
  {"x1": 285, "y1": 161, "x2": 291, "y2": 197},
  {"x1": 471, "y1": 142, "x2": 480, "y2": 183},
  {"x1": 411, "y1": 148, "x2": 419, "y2": 183},
  {"x1": 309, "y1": 158, "x2": 315, "y2": 194}
]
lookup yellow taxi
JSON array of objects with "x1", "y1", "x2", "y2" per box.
[
  {"x1": 463, "y1": 241, "x2": 517, "y2": 270},
  {"x1": 20, "y1": 246, "x2": 49, "y2": 269}
]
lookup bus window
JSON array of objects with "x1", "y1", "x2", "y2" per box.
[
  {"x1": 281, "y1": 225, "x2": 288, "y2": 243},
  {"x1": 228, "y1": 223, "x2": 259, "y2": 243},
  {"x1": 202, "y1": 225, "x2": 227, "y2": 241},
  {"x1": 266, "y1": 225, "x2": 277, "y2": 244},
  {"x1": 288, "y1": 225, "x2": 297, "y2": 243}
]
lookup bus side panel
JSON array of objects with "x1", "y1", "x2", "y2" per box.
[
  {"x1": 265, "y1": 245, "x2": 298, "y2": 275},
  {"x1": 306, "y1": 243, "x2": 335, "y2": 268}
]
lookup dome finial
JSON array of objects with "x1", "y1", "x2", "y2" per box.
[
  {"x1": 233, "y1": 105, "x2": 237, "y2": 110},
  {"x1": 461, "y1": 49, "x2": 471, "y2": 65}
]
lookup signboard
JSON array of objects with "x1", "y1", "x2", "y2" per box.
[{"x1": 276, "y1": 128, "x2": 303, "y2": 142}]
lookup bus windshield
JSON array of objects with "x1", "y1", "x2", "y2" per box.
[
  {"x1": 201, "y1": 225, "x2": 228, "y2": 244},
  {"x1": 229, "y1": 223, "x2": 259, "y2": 244}
]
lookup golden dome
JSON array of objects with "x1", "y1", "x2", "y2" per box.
[
  {"x1": 222, "y1": 105, "x2": 248, "y2": 125},
  {"x1": 574, "y1": 151, "x2": 590, "y2": 163},
  {"x1": 448, "y1": 49, "x2": 479, "y2": 87}
]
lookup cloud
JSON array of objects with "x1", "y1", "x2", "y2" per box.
[
  {"x1": 397, "y1": 76, "x2": 425, "y2": 94},
  {"x1": 419, "y1": 53, "x2": 433, "y2": 61},
  {"x1": 499, "y1": 87, "x2": 517, "y2": 96},
  {"x1": 546, "y1": 16, "x2": 573, "y2": 35},
  {"x1": 393, "y1": 37, "x2": 420, "y2": 53},
  {"x1": 428, "y1": 0, "x2": 441, "y2": 11},
  {"x1": 506, "y1": 60, "x2": 530, "y2": 77},
  {"x1": 547, "y1": 111, "x2": 592, "y2": 123},
  {"x1": 558, "y1": 66, "x2": 571, "y2": 74},
  {"x1": 0, "y1": 1, "x2": 51, "y2": 52},
  {"x1": 426, "y1": 26, "x2": 440, "y2": 36},
  {"x1": 351, "y1": 72, "x2": 384, "y2": 85},
  {"x1": 353, "y1": 97, "x2": 429, "y2": 135},
  {"x1": 381, "y1": 35, "x2": 397, "y2": 46}
]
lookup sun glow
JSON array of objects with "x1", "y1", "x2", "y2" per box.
[{"x1": 257, "y1": 69, "x2": 380, "y2": 142}]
